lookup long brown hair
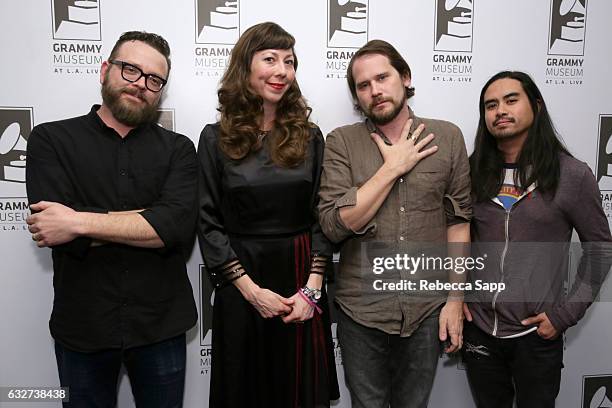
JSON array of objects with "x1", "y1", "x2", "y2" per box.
[
  {"x1": 217, "y1": 22, "x2": 312, "y2": 167},
  {"x1": 470, "y1": 71, "x2": 571, "y2": 201}
]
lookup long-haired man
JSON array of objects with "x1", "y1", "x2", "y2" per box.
[{"x1": 464, "y1": 71, "x2": 611, "y2": 407}]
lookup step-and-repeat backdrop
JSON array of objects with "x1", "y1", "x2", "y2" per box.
[{"x1": 1, "y1": 1, "x2": 611, "y2": 407}]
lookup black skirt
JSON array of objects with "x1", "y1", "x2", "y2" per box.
[{"x1": 209, "y1": 231, "x2": 340, "y2": 408}]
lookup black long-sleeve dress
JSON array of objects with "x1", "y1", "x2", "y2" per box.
[{"x1": 197, "y1": 123, "x2": 339, "y2": 408}]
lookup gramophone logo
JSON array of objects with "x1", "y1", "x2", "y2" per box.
[
  {"x1": 596, "y1": 115, "x2": 612, "y2": 191},
  {"x1": 548, "y1": 0, "x2": 587, "y2": 56},
  {"x1": 198, "y1": 264, "x2": 214, "y2": 375},
  {"x1": 199, "y1": 265, "x2": 214, "y2": 346},
  {"x1": 195, "y1": 0, "x2": 239, "y2": 45},
  {"x1": 52, "y1": 0, "x2": 101, "y2": 41},
  {"x1": 156, "y1": 109, "x2": 175, "y2": 132},
  {"x1": 431, "y1": 0, "x2": 473, "y2": 83},
  {"x1": 0, "y1": 108, "x2": 31, "y2": 188},
  {"x1": 0, "y1": 108, "x2": 31, "y2": 231},
  {"x1": 596, "y1": 115, "x2": 612, "y2": 223},
  {"x1": 582, "y1": 375, "x2": 612, "y2": 408},
  {"x1": 434, "y1": 0, "x2": 474, "y2": 52},
  {"x1": 327, "y1": 0, "x2": 368, "y2": 49}
]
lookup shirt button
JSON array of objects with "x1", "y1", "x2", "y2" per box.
[
  {"x1": 399, "y1": 236, "x2": 405, "y2": 241},
  {"x1": 120, "y1": 169, "x2": 127, "y2": 176},
  {"x1": 400, "y1": 206, "x2": 405, "y2": 212}
]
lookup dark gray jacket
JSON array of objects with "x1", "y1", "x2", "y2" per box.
[{"x1": 469, "y1": 154, "x2": 612, "y2": 336}]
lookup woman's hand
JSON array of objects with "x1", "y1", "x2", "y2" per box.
[
  {"x1": 249, "y1": 287, "x2": 295, "y2": 318},
  {"x1": 282, "y1": 273, "x2": 324, "y2": 323},
  {"x1": 233, "y1": 275, "x2": 294, "y2": 318},
  {"x1": 281, "y1": 292, "x2": 315, "y2": 324}
]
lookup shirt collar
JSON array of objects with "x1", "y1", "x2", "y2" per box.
[
  {"x1": 86, "y1": 104, "x2": 152, "y2": 137},
  {"x1": 87, "y1": 104, "x2": 106, "y2": 130}
]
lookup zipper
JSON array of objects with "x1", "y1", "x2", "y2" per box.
[
  {"x1": 492, "y1": 208, "x2": 511, "y2": 336},
  {"x1": 488, "y1": 170, "x2": 536, "y2": 336}
]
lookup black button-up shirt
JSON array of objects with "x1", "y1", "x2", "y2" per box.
[{"x1": 26, "y1": 105, "x2": 198, "y2": 352}]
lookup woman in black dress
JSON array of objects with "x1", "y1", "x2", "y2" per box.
[{"x1": 197, "y1": 22, "x2": 339, "y2": 408}]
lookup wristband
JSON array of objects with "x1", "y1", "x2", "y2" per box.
[{"x1": 298, "y1": 290, "x2": 322, "y2": 314}]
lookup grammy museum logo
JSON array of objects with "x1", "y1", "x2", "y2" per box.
[
  {"x1": 544, "y1": 0, "x2": 587, "y2": 86},
  {"x1": 432, "y1": 0, "x2": 473, "y2": 84},
  {"x1": 325, "y1": 0, "x2": 368, "y2": 79},
  {"x1": 194, "y1": 0, "x2": 239, "y2": 77},
  {"x1": 198, "y1": 264, "x2": 215, "y2": 376},
  {"x1": 51, "y1": 0, "x2": 103, "y2": 75},
  {"x1": 0, "y1": 107, "x2": 32, "y2": 232},
  {"x1": 596, "y1": 115, "x2": 612, "y2": 223}
]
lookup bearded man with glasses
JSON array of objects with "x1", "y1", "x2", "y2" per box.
[{"x1": 25, "y1": 31, "x2": 198, "y2": 408}]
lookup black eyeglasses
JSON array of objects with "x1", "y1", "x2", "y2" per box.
[{"x1": 108, "y1": 60, "x2": 167, "y2": 92}]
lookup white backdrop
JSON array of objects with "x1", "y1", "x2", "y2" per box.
[{"x1": 1, "y1": 1, "x2": 611, "y2": 407}]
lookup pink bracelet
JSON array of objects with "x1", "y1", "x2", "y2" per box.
[{"x1": 298, "y1": 290, "x2": 323, "y2": 315}]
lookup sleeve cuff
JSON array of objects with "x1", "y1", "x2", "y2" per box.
[
  {"x1": 330, "y1": 186, "x2": 377, "y2": 237},
  {"x1": 334, "y1": 187, "x2": 358, "y2": 209},
  {"x1": 545, "y1": 301, "x2": 587, "y2": 334},
  {"x1": 208, "y1": 259, "x2": 247, "y2": 288},
  {"x1": 545, "y1": 308, "x2": 570, "y2": 333},
  {"x1": 444, "y1": 194, "x2": 472, "y2": 225},
  {"x1": 139, "y1": 209, "x2": 177, "y2": 248},
  {"x1": 309, "y1": 253, "x2": 328, "y2": 276}
]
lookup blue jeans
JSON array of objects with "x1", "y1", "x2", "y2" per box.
[
  {"x1": 55, "y1": 334, "x2": 186, "y2": 408},
  {"x1": 337, "y1": 308, "x2": 441, "y2": 408},
  {"x1": 462, "y1": 322, "x2": 564, "y2": 408}
]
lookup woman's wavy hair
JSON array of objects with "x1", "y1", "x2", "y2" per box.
[
  {"x1": 470, "y1": 71, "x2": 571, "y2": 202},
  {"x1": 217, "y1": 22, "x2": 312, "y2": 167}
]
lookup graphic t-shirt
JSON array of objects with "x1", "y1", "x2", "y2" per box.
[{"x1": 497, "y1": 164, "x2": 521, "y2": 211}]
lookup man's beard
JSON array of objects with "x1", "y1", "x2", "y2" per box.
[
  {"x1": 364, "y1": 95, "x2": 406, "y2": 126},
  {"x1": 101, "y1": 80, "x2": 160, "y2": 127},
  {"x1": 491, "y1": 128, "x2": 519, "y2": 139}
]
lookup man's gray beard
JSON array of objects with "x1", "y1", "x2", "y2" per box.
[{"x1": 101, "y1": 81, "x2": 160, "y2": 127}]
